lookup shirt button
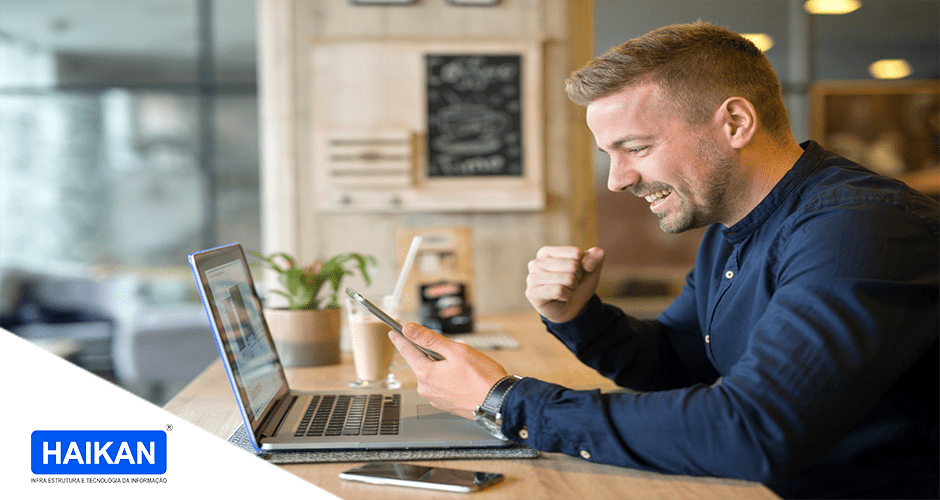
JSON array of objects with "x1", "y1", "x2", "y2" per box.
[
  {"x1": 725, "y1": 270, "x2": 734, "y2": 279},
  {"x1": 580, "y1": 450, "x2": 592, "y2": 460},
  {"x1": 705, "y1": 335, "x2": 710, "y2": 343},
  {"x1": 519, "y1": 427, "x2": 529, "y2": 440}
]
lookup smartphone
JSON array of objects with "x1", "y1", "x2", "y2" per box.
[
  {"x1": 339, "y1": 462, "x2": 504, "y2": 493},
  {"x1": 345, "y1": 288, "x2": 446, "y2": 361}
]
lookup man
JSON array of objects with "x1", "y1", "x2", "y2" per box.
[{"x1": 389, "y1": 22, "x2": 939, "y2": 498}]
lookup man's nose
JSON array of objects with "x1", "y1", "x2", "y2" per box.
[{"x1": 607, "y1": 161, "x2": 640, "y2": 192}]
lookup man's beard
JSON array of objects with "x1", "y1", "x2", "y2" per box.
[{"x1": 657, "y1": 137, "x2": 735, "y2": 234}]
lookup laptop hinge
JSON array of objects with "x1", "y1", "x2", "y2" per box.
[{"x1": 259, "y1": 395, "x2": 297, "y2": 438}]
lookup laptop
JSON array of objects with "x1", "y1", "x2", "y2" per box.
[{"x1": 189, "y1": 243, "x2": 511, "y2": 452}]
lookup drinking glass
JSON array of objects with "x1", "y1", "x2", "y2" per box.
[{"x1": 343, "y1": 294, "x2": 402, "y2": 389}]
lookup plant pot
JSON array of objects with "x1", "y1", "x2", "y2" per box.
[{"x1": 264, "y1": 308, "x2": 341, "y2": 367}]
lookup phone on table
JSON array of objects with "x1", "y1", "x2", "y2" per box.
[
  {"x1": 345, "y1": 288, "x2": 446, "y2": 361},
  {"x1": 339, "y1": 462, "x2": 504, "y2": 493}
]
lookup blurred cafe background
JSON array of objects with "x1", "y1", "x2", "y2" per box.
[{"x1": 1, "y1": 0, "x2": 937, "y2": 405}]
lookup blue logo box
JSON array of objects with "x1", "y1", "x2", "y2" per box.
[{"x1": 31, "y1": 430, "x2": 167, "y2": 475}]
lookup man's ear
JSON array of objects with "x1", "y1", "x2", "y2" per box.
[{"x1": 715, "y1": 97, "x2": 757, "y2": 148}]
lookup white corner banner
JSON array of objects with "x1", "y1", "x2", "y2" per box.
[{"x1": 0, "y1": 329, "x2": 339, "y2": 499}]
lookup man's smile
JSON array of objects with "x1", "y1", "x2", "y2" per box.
[{"x1": 643, "y1": 188, "x2": 673, "y2": 211}]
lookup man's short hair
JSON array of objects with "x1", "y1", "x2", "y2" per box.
[{"x1": 566, "y1": 21, "x2": 792, "y2": 144}]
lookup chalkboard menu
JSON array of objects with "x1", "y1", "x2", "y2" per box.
[{"x1": 426, "y1": 54, "x2": 523, "y2": 177}]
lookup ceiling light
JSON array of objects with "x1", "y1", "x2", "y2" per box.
[
  {"x1": 804, "y1": 0, "x2": 861, "y2": 15},
  {"x1": 868, "y1": 59, "x2": 912, "y2": 79},
  {"x1": 742, "y1": 33, "x2": 774, "y2": 52}
]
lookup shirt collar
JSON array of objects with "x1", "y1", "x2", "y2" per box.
[{"x1": 721, "y1": 140, "x2": 826, "y2": 243}]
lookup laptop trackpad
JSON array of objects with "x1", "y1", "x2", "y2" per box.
[{"x1": 417, "y1": 404, "x2": 460, "y2": 420}]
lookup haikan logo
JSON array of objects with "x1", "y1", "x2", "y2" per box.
[{"x1": 31, "y1": 430, "x2": 167, "y2": 475}]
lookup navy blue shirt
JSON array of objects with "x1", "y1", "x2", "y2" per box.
[{"x1": 501, "y1": 142, "x2": 939, "y2": 498}]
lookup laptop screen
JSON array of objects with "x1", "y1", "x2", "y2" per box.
[{"x1": 190, "y1": 244, "x2": 288, "y2": 427}]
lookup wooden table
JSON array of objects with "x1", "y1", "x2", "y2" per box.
[{"x1": 164, "y1": 311, "x2": 780, "y2": 499}]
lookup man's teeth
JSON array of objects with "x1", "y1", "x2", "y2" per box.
[{"x1": 644, "y1": 189, "x2": 671, "y2": 203}]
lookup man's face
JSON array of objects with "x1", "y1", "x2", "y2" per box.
[{"x1": 586, "y1": 82, "x2": 737, "y2": 233}]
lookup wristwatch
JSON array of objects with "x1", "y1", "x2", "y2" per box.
[{"x1": 473, "y1": 375, "x2": 523, "y2": 440}]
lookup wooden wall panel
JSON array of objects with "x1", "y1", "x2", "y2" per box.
[{"x1": 258, "y1": 0, "x2": 595, "y2": 314}]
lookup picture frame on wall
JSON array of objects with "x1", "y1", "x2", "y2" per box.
[
  {"x1": 809, "y1": 80, "x2": 939, "y2": 196},
  {"x1": 425, "y1": 53, "x2": 524, "y2": 179}
]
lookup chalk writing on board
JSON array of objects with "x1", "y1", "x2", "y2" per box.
[{"x1": 426, "y1": 54, "x2": 523, "y2": 177}]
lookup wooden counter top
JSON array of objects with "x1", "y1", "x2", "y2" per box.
[{"x1": 164, "y1": 311, "x2": 779, "y2": 500}]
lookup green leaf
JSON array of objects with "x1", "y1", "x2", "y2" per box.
[{"x1": 250, "y1": 249, "x2": 377, "y2": 310}]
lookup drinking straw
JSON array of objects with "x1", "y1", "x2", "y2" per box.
[{"x1": 392, "y1": 236, "x2": 422, "y2": 299}]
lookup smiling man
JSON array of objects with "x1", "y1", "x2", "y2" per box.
[
  {"x1": 587, "y1": 79, "x2": 797, "y2": 234},
  {"x1": 389, "y1": 22, "x2": 939, "y2": 499}
]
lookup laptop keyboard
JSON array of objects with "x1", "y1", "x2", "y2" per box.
[{"x1": 294, "y1": 394, "x2": 401, "y2": 438}]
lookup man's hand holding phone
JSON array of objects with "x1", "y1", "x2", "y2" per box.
[
  {"x1": 345, "y1": 288, "x2": 445, "y2": 361},
  {"x1": 346, "y1": 287, "x2": 508, "y2": 420},
  {"x1": 389, "y1": 322, "x2": 508, "y2": 420}
]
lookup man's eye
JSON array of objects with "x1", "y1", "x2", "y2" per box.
[{"x1": 628, "y1": 146, "x2": 648, "y2": 154}]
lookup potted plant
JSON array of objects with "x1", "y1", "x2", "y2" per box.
[{"x1": 252, "y1": 250, "x2": 377, "y2": 367}]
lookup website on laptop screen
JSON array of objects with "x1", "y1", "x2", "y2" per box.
[{"x1": 205, "y1": 259, "x2": 282, "y2": 422}]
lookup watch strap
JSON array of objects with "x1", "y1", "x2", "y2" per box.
[{"x1": 479, "y1": 375, "x2": 523, "y2": 415}]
